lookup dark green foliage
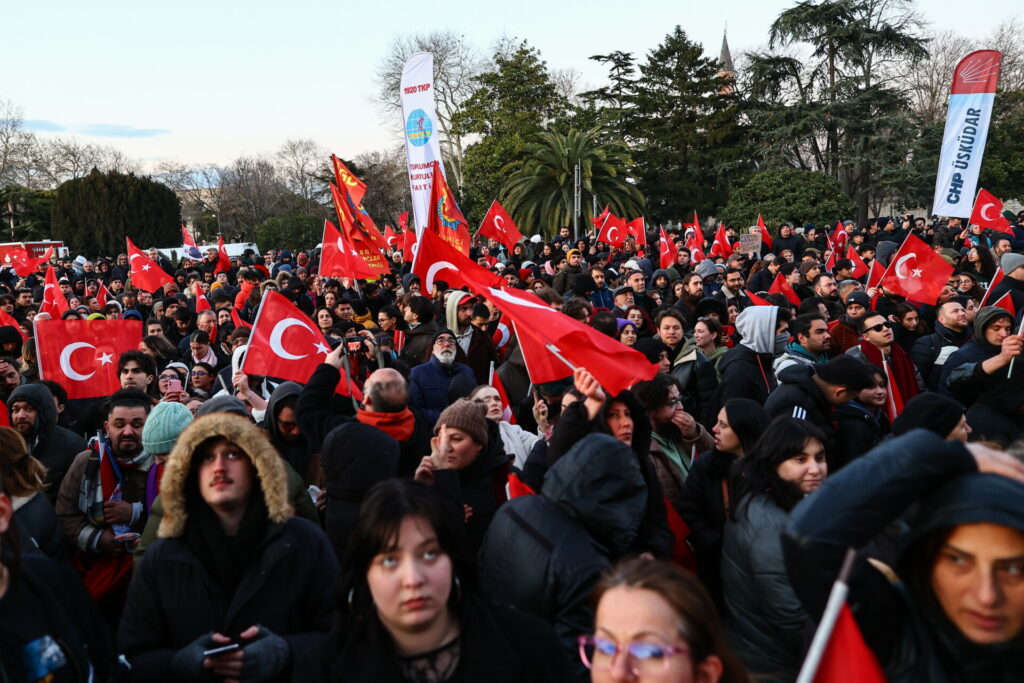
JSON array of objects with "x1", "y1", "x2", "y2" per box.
[
  {"x1": 51, "y1": 169, "x2": 181, "y2": 255},
  {"x1": 719, "y1": 167, "x2": 854, "y2": 229},
  {"x1": 0, "y1": 186, "x2": 56, "y2": 241},
  {"x1": 255, "y1": 215, "x2": 324, "y2": 253}
]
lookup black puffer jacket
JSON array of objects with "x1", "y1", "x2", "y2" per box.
[
  {"x1": 262, "y1": 381, "x2": 311, "y2": 479},
  {"x1": 764, "y1": 364, "x2": 835, "y2": 438},
  {"x1": 831, "y1": 400, "x2": 888, "y2": 471},
  {"x1": 784, "y1": 431, "x2": 1024, "y2": 682},
  {"x1": 13, "y1": 491, "x2": 68, "y2": 562},
  {"x1": 322, "y1": 422, "x2": 399, "y2": 563},
  {"x1": 546, "y1": 391, "x2": 674, "y2": 559},
  {"x1": 677, "y1": 449, "x2": 735, "y2": 614},
  {"x1": 479, "y1": 434, "x2": 647, "y2": 679},
  {"x1": 8, "y1": 384, "x2": 85, "y2": 503}
]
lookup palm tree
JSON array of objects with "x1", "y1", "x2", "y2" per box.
[{"x1": 499, "y1": 127, "x2": 644, "y2": 239}]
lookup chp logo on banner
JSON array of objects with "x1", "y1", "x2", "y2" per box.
[
  {"x1": 36, "y1": 319, "x2": 142, "y2": 399},
  {"x1": 401, "y1": 52, "x2": 445, "y2": 234},
  {"x1": 932, "y1": 50, "x2": 1002, "y2": 218},
  {"x1": 242, "y1": 290, "x2": 362, "y2": 400}
]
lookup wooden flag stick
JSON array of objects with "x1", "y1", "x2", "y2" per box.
[{"x1": 795, "y1": 548, "x2": 859, "y2": 683}]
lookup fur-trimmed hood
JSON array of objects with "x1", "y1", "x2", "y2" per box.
[{"x1": 158, "y1": 412, "x2": 293, "y2": 538}]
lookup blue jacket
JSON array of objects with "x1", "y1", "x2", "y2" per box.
[
  {"x1": 409, "y1": 355, "x2": 475, "y2": 423},
  {"x1": 590, "y1": 286, "x2": 614, "y2": 310}
]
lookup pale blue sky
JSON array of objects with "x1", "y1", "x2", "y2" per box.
[{"x1": 2, "y1": 0, "x2": 1018, "y2": 168}]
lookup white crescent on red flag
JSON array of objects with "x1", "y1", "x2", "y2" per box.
[
  {"x1": 879, "y1": 234, "x2": 954, "y2": 304},
  {"x1": 320, "y1": 220, "x2": 380, "y2": 280},
  {"x1": 242, "y1": 290, "x2": 361, "y2": 399},
  {"x1": 96, "y1": 280, "x2": 112, "y2": 309},
  {"x1": 478, "y1": 200, "x2": 525, "y2": 252},
  {"x1": 383, "y1": 225, "x2": 400, "y2": 249},
  {"x1": 969, "y1": 188, "x2": 1013, "y2": 234},
  {"x1": 412, "y1": 227, "x2": 504, "y2": 296},
  {"x1": 846, "y1": 245, "x2": 869, "y2": 279},
  {"x1": 625, "y1": 218, "x2": 646, "y2": 246},
  {"x1": 215, "y1": 235, "x2": 231, "y2": 274},
  {"x1": 126, "y1": 237, "x2": 174, "y2": 294},
  {"x1": 40, "y1": 265, "x2": 69, "y2": 319},
  {"x1": 658, "y1": 227, "x2": 675, "y2": 270},
  {"x1": 866, "y1": 259, "x2": 885, "y2": 290},
  {"x1": 710, "y1": 223, "x2": 733, "y2": 259},
  {"x1": 35, "y1": 319, "x2": 142, "y2": 399},
  {"x1": 597, "y1": 213, "x2": 627, "y2": 248}
]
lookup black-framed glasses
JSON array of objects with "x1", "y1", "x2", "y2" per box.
[
  {"x1": 158, "y1": 373, "x2": 179, "y2": 381},
  {"x1": 865, "y1": 321, "x2": 892, "y2": 333},
  {"x1": 434, "y1": 337, "x2": 456, "y2": 346},
  {"x1": 578, "y1": 635, "x2": 687, "y2": 677},
  {"x1": 190, "y1": 370, "x2": 209, "y2": 377}
]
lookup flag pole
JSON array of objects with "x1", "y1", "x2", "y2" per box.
[
  {"x1": 1007, "y1": 317, "x2": 1024, "y2": 379},
  {"x1": 545, "y1": 343, "x2": 578, "y2": 373},
  {"x1": 795, "y1": 548, "x2": 859, "y2": 683}
]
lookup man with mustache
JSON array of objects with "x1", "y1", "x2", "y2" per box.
[
  {"x1": 409, "y1": 329, "x2": 475, "y2": 423},
  {"x1": 56, "y1": 389, "x2": 152, "y2": 614}
]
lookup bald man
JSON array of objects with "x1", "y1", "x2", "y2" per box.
[{"x1": 296, "y1": 348, "x2": 432, "y2": 477}]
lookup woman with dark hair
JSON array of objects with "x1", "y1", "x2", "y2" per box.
[
  {"x1": 468, "y1": 385, "x2": 542, "y2": 470},
  {"x1": 678, "y1": 399, "x2": 769, "y2": 615},
  {"x1": 0, "y1": 427, "x2": 66, "y2": 561},
  {"x1": 585, "y1": 558, "x2": 751, "y2": 683},
  {"x1": 692, "y1": 317, "x2": 728, "y2": 379},
  {"x1": 654, "y1": 308, "x2": 719, "y2": 427},
  {"x1": 831, "y1": 365, "x2": 890, "y2": 471},
  {"x1": 626, "y1": 305, "x2": 656, "y2": 339},
  {"x1": 632, "y1": 374, "x2": 714, "y2": 512},
  {"x1": 140, "y1": 334, "x2": 180, "y2": 371},
  {"x1": 958, "y1": 245, "x2": 996, "y2": 284},
  {"x1": 721, "y1": 418, "x2": 828, "y2": 680},
  {"x1": 399, "y1": 295, "x2": 439, "y2": 367},
  {"x1": 314, "y1": 306, "x2": 339, "y2": 337},
  {"x1": 616, "y1": 319, "x2": 638, "y2": 346},
  {"x1": 785, "y1": 433, "x2": 1024, "y2": 680},
  {"x1": 376, "y1": 304, "x2": 406, "y2": 334},
  {"x1": 298, "y1": 479, "x2": 570, "y2": 682},
  {"x1": 891, "y1": 302, "x2": 926, "y2": 353}
]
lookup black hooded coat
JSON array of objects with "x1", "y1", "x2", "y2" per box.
[{"x1": 8, "y1": 384, "x2": 85, "y2": 503}]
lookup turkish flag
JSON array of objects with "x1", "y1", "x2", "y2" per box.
[
  {"x1": 215, "y1": 235, "x2": 231, "y2": 274},
  {"x1": 880, "y1": 234, "x2": 953, "y2": 304},
  {"x1": 329, "y1": 186, "x2": 390, "y2": 276},
  {"x1": 242, "y1": 290, "x2": 361, "y2": 399},
  {"x1": 383, "y1": 225, "x2": 401, "y2": 250},
  {"x1": 812, "y1": 604, "x2": 886, "y2": 683},
  {"x1": 470, "y1": 288, "x2": 657, "y2": 396},
  {"x1": 478, "y1": 200, "x2": 525, "y2": 252},
  {"x1": 846, "y1": 245, "x2": 869, "y2": 279},
  {"x1": 746, "y1": 290, "x2": 774, "y2": 307},
  {"x1": 592, "y1": 205, "x2": 610, "y2": 228},
  {"x1": 489, "y1": 367, "x2": 516, "y2": 424},
  {"x1": 757, "y1": 215, "x2": 773, "y2": 250},
  {"x1": 403, "y1": 227, "x2": 418, "y2": 256},
  {"x1": 625, "y1": 217, "x2": 647, "y2": 246},
  {"x1": 331, "y1": 154, "x2": 367, "y2": 206},
  {"x1": 398, "y1": 212, "x2": 409, "y2": 232},
  {"x1": 7, "y1": 246, "x2": 52, "y2": 277},
  {"x1": 980, "y1": 267, "x2": 1004, "y2": 307},
  {"x1": 181, "y1": 224, "x2": 202, "y2": 260},
  {"x1": 970, "y1": 188, "x2": 1013, "y2": 234},
  {"x1": 687, "y1": 212, "x2": 705, "y2": 251},
  {"x1": 413, "y1": 227, "x2": 504, "y2": 296},
  {"x1": 425, "y1": 162, "x2": 470, "y2": 255},
  {"x1": 507, "y1": 473, "x2": 535, "y2": 498},
  {"x1": 866, "y1": 259, "x2": 885, "y2": 290},
  {"x1": 320, "y1": 219, "x2": 381, "y2": 280},
  {"x1": 992, "y1": 291, "x2": 1016, "y2": 316},
  {"x1": 710, "y1": 223, "x2": 733, "y2": 259},
  {"x1": 0, "y1": 308, "x2": 26, "y2": 341},
  {"x1": 96, "y1": 280, "x2": 112, "y2": 308},
  {"x1": 127, "y1": 238, "x2": 174, "y2": 293},
  {"x1": 195, "y1": 290, "x2": 211, "y2": 313},
  {"x1": 597, "y1": 213, "x2": 628, "y2": 248},
  {"x1": 40, "y1": 266, "x2": 69, "y2": 319},
  {"x1": 658, "y1": 227, "x2": 675, "y2": 270},
  {"x1": 230, "y1": 308, "x2": 250, "y2": 330},
  {"x1": 769, "y1": 272, "x2": 802, "y2": 306},
  {"x1": 685, "y1": 236, "x2": 706, "y2": 263},
  {"x1": 35, "y1": 319, "x2": 142, "y2": 399},
  {"x1": 829, "y1": 221, "x2": 848, "y2": 255}
]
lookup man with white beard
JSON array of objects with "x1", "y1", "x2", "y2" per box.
[{"x1": 409, "y1": 328, "x2": 476, "y2": 422}]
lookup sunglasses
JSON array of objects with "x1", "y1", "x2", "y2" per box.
[{"x1": 865, "y1": 321, "x2": 893, "y2": 333}]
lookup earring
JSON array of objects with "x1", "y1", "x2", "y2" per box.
[
  {"x1": 452, "y1": 575, "x2": 462, "y2": 604},
  {"x1": 347, "y1": 587, "x2": 356, "y2": 612}
]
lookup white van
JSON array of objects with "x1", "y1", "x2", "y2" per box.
[{"x1": 157, "y1": 242, "x2": 259, "y2": 264}]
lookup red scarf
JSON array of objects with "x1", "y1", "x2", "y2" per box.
[
  {"x1": 857, "y1": 339, "x2": 920, "y2": 402},
  {"x1": 357, "y1": 408, "x2": 415, "y2": 441}
]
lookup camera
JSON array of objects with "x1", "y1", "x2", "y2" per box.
[{"x1": 344, "y1": 336, "x2": 363, "y2": 353}]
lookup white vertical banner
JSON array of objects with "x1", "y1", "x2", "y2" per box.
[
  {"x1": 400, "y1": 52, "x2": 445, "y2": 235},
  {"x1": 931, "y1": 50, "x2": 1002, "y2": 218}
]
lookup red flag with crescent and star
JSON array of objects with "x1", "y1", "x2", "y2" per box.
[
  {"x1": 398, "y1": 212, "x2": 409, "y2": 233},
  {"x1": 412, "y1": 227, "x2": 504, "y2": 296},
  {"x1": 478, "y1": 200, "x2": 525, "y2": 252},
  {"x1": 980, "y1": 267, "x2": 1004, "y2": 308},
  {"x1": 35, "y1": 319, "x2": 142, "y2": 399},
  {"x1": 597, "y1": 213, "x2": 628, "y2": 248},
  {"x1": 242, "y1": 290, "x2": 361, "y2": 399},
  {"x1": 710, "y1": 223, "x2": 733, "y2": 259},
  {"x1": 40, "y1": 266, "x2": 69, "y2": 318},
  {"x1": 96, "y1": 280, "x2": 113, "y2": 309},
  {"x1": 625, "y1": 217, "x2": 647, "y2": 246},
  {"x1": 383, "y1": 225, "x2": 401, "y2": 250},
  {"x1": 215, "y1": 235, "x2": 231, "y2": 274},
  {"x1": 970, "y1": 188, "x2": 1013, "y2": 234},
  {"x1": 7, "y1": 246, "x2": 53, "y2": 277},
  {"x1": 829, "y1": 221, "x2": 849, "y2": 255},
  {"x1": 126, "y1": 238, "x2": 174, "y2": 293},
  {"x1": 659, "y1": 227, "x2": 675, "y2": 270},
  {"x1": 592, "y1": 205, "x2": 610, "y2": 229},
  {"x1": 846, "y1": 245, "x2": 870, "y2": 279},
  {"x1": 879, "y1": 234, "x2": 953, "y2": 304},
  {"x1": 426, "y1": 161, "x2": 470, "y2": 255}
]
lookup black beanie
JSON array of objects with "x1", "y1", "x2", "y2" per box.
[{"x1": 891, "y1": 393, "x2": 964, "y2": 439}]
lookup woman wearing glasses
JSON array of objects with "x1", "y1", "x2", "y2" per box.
[
  {"x1": 297, "y1": 479, "x2": 570, "y2": 682},
  {"x1": 582, "y1": 558, "x2": 749, "y2": 683}
]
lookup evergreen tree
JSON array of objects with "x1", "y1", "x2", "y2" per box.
[{"x1": 51, "y1": 169, "x2": 181, "y2": 256}]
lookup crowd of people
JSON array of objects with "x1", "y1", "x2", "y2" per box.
[{"x1": 3, "y1": 212, "x2": 1024, "y2": 682}]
